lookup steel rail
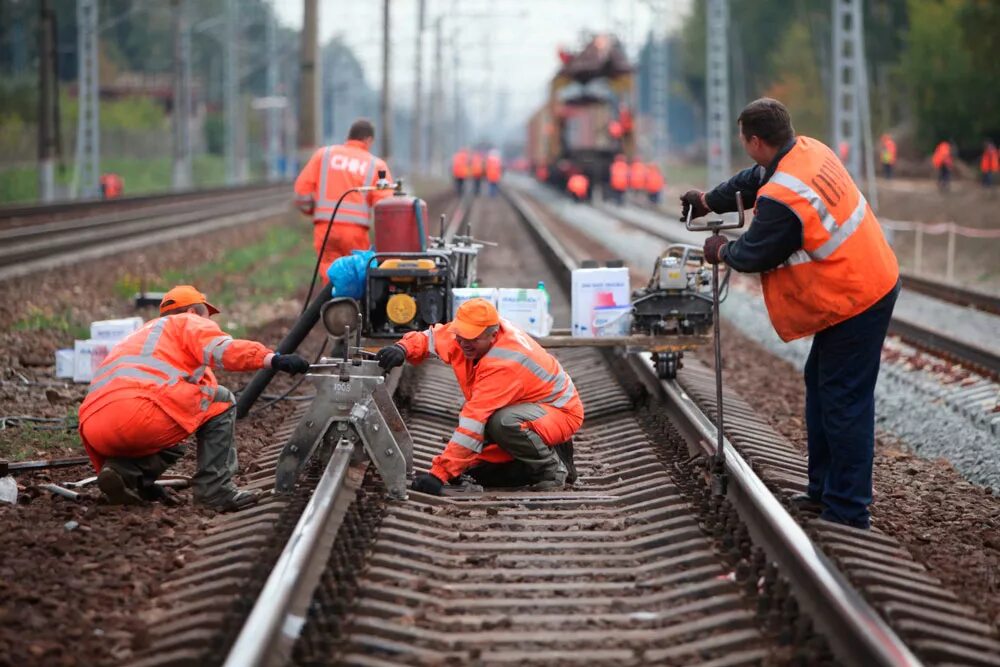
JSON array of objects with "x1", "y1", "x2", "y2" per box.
[
  {"x1": 502, "y1": 183, "x2": 922, "y2": 667},
  {"x1": 899, "y1": 271, "x2": 1000, "y2": 317}
]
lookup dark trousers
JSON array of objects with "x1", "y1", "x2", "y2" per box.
[
  {"x1": 454, "y1": 178, "x2": 464, "y2": 197},
  {"x1": 804, "y1": 281, "x2": 899, "y2": 528}
]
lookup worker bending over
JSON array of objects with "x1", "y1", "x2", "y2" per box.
[
  {"x1": 375, "y1": 299, "x2": 583, "y2": 495},
  {"x1": 294, "y1": 118, "x2": 394, "y2": 278},
  {"x1": 680, "y1": 98, "x2": 899, "y2": 530},
  {"x1": 78, "y1": 286, "x2": 311, "y2": 511}
]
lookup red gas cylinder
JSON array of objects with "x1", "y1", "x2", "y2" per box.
[{"x1": 373, "y1": 195, "x2": 429, "y2": 253}]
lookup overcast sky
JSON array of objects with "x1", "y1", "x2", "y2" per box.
[{"x1": 272, "y1": 0, "x2": 693, "y2": 130}]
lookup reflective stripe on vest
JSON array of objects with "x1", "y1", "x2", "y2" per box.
[
  {"x1": 484, "y1": 346, "x2": 577, "y2": 409},
  {"x1": 448, "y1": 429, "x2": 483, "y2": 452},
  {"x1": 314, "y1": 147, "x2": 378, "y2": 226},
  {"x1": 458, "y1": 415, "x2": 485, "y2": 436}
]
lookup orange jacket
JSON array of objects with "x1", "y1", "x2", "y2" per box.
[
  {"x1": 470, "y1": 152, "x2": 485, "y2": 179},
  {"x1": 294, "y1": 139, "x2": 392, "y2": 227},
  {"x1": 880, "y1": 136, "x2": 897, "y2": 165},
  {"x1": 100, "y1": 173, "x2": 123, "y2": 198},
  {"x1": 981, "y1": 145, "x2": 999, "y2": 173},
  {"x1": 399, "y1": 321, "x2": 584, "y2": 481},
  {"x1": 535, "y1": 165, "x2": 549, "y2": 181},
  {"x1": 644, "y1": 164, "x2": 664, "y2": 194},
  {"x1": 756, "y1": 137, "x2": 899, "y2": 341},
  {"x1": 932, "y1": 141, "x2": 953, "y2": 169},
  {"x1": 452, "y1": 150, "x2": 469, "y2": 179},
  {"x1": 567, "y1": 174, "x2": 589, "y2": 198},
  {"x1": 486, "y1": 154, "x2": 503, "y2": 183},
  {"x1": 628, "y1": 162, "x2": 647, "y2": 191},
  {"x1": 79, "y1": 314, "x2": 273, "y2": 455},
  {"x1": 610, "y1": 159, "x2": 629, "y2": 191}
]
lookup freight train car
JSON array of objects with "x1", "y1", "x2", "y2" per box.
[{"x1": 526, "y1": 34, "x2": 635, "y2": 191}]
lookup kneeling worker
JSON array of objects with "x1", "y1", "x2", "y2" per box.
[
  {"x1": 78, "y1": 285, "x2": 311, "y2": 511},
  {"x1": 375, "y1": 299, "x2": 583, "y2": 495}
]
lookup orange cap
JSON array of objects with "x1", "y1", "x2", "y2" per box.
[
  {"x1": 159, "y1": 285, "x2": 220, "y2": 315},
  {"x1": 450, "y1": 298, "x2": 500, "y2": 339}
]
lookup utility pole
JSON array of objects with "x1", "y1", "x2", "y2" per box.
[
  {"x1": 452, "y1": 29, "x2": 462, "y2": 153},
  {"x1": 705, "y1": 0, "x2": 730, "y2": 188},
  {"x1": 298, "y1": 0, "x2": 319, "y2": 164},
  {"x1": 832, "y1": 0, "x2": 878, "y2": 209},
  {"x1": 651, "y1": 28, "x2": 668, "y2": 160},
  {"x1": 38, "y1": 0, "x2": 58, "y2": 202},
  {"x1": 410, "y1": 0, "x2": 426, "y2": 172},
  {"x1": 74, "y1": 0, "x2": 100, "y2": 199},
  {"x1": 380, "y1": 0, "x2": 392, "y2": 159},
  {"x1": 265, "y1": 4, "x2": 280, "y2": 181},
  {"x1": 171, "y1": 0, "x2": 193, "y2": 190},
  {"x1": 223, "y1": 0, "x2": 240, "y2": 184},
  {"x1": 429, "y1": 17, "x2": 443, "y2": 175}
]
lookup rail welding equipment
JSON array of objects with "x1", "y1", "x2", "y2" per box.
[{"x1": 684, "y1": 194, "x2": 747, "y2": 496}]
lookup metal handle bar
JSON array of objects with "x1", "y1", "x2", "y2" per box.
[{"x1": 685, "y1": 191, "x2": 747, "y2": 233}]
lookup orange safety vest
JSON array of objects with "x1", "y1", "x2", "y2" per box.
[
  {"x1": 610, "y1": 159, "x2": 629, "y2": 191},
  {"x1": 470, "y1": 153, "x2": 485, "y2": 179},
  {"x1": 293, "y1": 139, "x2": 392, "y2": 227},
  {"x1": 628, "y1": 162, "x2": 647, "y2": 191},
  {"x1": 399, "y1": 320, "x2": 584, "y2": 481},
  {"x1": 567, "y1": 174, "x2": 589, "y2": 198},
  {"x1": 535, "y1": 165, "x2": 549, "y2": 181},
  {"x1": 644, "y1": 164, "x2": 664, "y2": 194},
  {"x1": 485, "y1": 154, "x2": 502, "y2": 183},
  {"x1": 756, "y1": 136, "x2": 899, "y2": 342},
  {"x1": 880, "y1": 137, "x2": 897, "y2": 165},
  {"x1": 981, "y1": 146, "x2": 999, "y2": 173},
  {"x1": 78, "y1": 314, "x2": 272, "y2": 461},
  {"x1": 452, "y1": 150, "x2": 469, "y2": 179},
  {"x1": 932, "y1": 142, "x2": 953, "y2": 169},
  {"x1": 100, "y1": 173, "x2": 123, "y2": 198}
]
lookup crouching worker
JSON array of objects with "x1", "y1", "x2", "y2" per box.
[
  {"x1": 375, "y1": 298, "x2": 583, "y2": 496},
  {"x1": 78, "y1": 285, "x2": 311, "y2": 511}
]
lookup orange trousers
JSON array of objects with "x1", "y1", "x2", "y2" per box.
[
  {"x1": 79, "y1": 398, "x2": 190, "y2": 471},
  {"x1": 313, "y1": 222, "x2": 371, "y2": 279}
]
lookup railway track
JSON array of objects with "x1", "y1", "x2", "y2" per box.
[
  {"x1": 124, "y1": 186, "x2": 1000, "y2": 667},
  {"x1": 0, "y1": 183, "x2": 290, "y2": 282}
]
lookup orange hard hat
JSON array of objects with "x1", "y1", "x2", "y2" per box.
[
  {"x1": 160, "y1": 285, "x2": 220, "y2": 315},
  {"x1": 450, "y1": 298, "x2": 499, "y2": 339}
]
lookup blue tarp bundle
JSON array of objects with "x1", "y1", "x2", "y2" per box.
[{"x1": 327, "y1": 249, "x2": 375, "y2": 299}]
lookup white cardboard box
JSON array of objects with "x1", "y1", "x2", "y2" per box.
[
  {"x1": 451, "y1": 287, "x2": 499, "y2": 315},
  {"x1": 90, "y1": 317, "x2": 143, "y2": 343},
  {"x1": 498, "y1": 288, "x2": 551, "y2": 336},
  {"x1": 571, "y1": 267, "x2": 631, "y2": 337},
  {"x1": 73, "y1": 339, "x2": 112, "y2": 384},
  {"x1": 55, "y1": 349, "x2": 75, "y2": 379}
]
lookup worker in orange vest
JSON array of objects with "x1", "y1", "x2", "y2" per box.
[
  {"x1": 838, "y1": 140, "x2": 850, "y2": 164},
  {"x1": 980, "y1": 140, "x2": 998, "y2": 188},
  {"x1": 644, "y1": 163, "x2": 664, "y2": 204},
  {"x1": 294, "y1": 118, "x2": 394, "y2": 279},
  {"x1": 470, "y1": 151, "x2": 485, "y2": 196},
  {"x1": 931, "y1": 140, "x2": 954, "y2": 191},
  {"x1": 374, "y1": 299, "x2": 583, "y2": 494},
  {"x1": 485, "y1": 151, "x2": 503, "y2": 197},
  {"x1": 535, "y1": 164, "x2": 549, "y2": 182},
  {"x1": 609, "y1": 154, "x2": 629, "y2": 205},
  {"x1": 78, "y1": 286, "x2": 311, "y2": 511},
  {"x1": 681, "y1": 98, "x2": 899, "y2": 530},
  {"x1": 452, "y1": 148, "x2": 469, "y2": 196},
  {"x1": 567, "y1": 172, "x2": 589, "y2": 202},
  {"x1": 100, "y1": 173, "x2": 124, "y2": 199},
  {"x1": 880, "y1": 134, "x2": 897, "y2": 179},
  {"x1": 628, "y1": 159, "x2": 647, "y2": 197}
]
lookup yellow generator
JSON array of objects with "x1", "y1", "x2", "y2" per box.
[{"x1": 364, "y1": 254, "x2": 453, "y2": 338}]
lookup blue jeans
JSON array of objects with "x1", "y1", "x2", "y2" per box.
[{"x1": 804, "y1": 280, "x2": 899, "y2": 528}]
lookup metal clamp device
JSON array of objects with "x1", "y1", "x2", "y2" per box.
[{"x1": 274, "y1": 298, "x2": 414, "y2": 499}]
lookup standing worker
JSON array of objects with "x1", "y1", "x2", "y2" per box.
[
  {"x1": 644, "y1": 162, "x2": 664, "y2": 204},
  {"x1": 629, "y1": 158, "x2": 647, "y2": 199},
  {"x1": 680, "y1": 98, "x2": 899, "y2": 530},
  {"x1": 452, "y1": 148, "x2": 469, "y2": 196},
  {"x1": 880, "y1": 134, "x2": 897, "y2": 179},
  {"x1": 980, "y1": 140, "x2": 998, "y2": 188},
  {"x1": 567, "y1": 171, "x2": 589, "y2": 202},
  {"x1": 78, "y1": 286, "x2": 311, "y2": 510},
  {"x1": 609, "y1": 154, "x2": 629, "y2": 205},
  {"x1": 100, "y1": 173, "x2": 124, "y2": 199},
  {"x1": 470, "y1": 151, "x2": 485, "y2": 196},
  {"x1": 294, "y1": 118, "x2": 394, "y2": 279},
  {"x1": 932, "y1": 140, "x2": 954, "y2": 192},
  {"x1": 485, "y1": 150, "x2": 503, "y2": 197},
  {"x1": 374, "y1": 299, "x2": 583, "y2": 495}
]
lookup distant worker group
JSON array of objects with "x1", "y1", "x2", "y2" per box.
[
  {"x1": 606, "y1": 154, "x2": 663, "y2": 205},
  {"x1": 452, "y1": 148, "x2": 503, "y2": 198}
]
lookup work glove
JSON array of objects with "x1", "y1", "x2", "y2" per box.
[
  {"x1": 703, "y1": 235, "x2": 728, "y2": 265},
  {"x1": 375, "y1": 344, "x2": 406, "y2": 371},
  {"x1": 680, "y1": 190, "x2": 710, "y2": 222},
  {"x1": 411, "y1": 472, "x2": 445, "y2": 496},
  {"x1": 270, "y1": 353, "x2": 311, "y2": 374}
]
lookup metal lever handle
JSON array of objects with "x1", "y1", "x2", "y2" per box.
[{"x1": 685, "y1": 191, "x2": 748, "y2": 233}]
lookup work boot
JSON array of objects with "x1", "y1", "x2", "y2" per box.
[
  {"x1": 554, "y1": 440, "x2": 577, "y2": 484},
  {"x1": 789, "y1": 493, "x2": 824, "y2": 514},
  {"x1": 197, "y1": 488, "x2": 261, "y2": 513},
  {"x1": 97, "y1": 467, "x2": 144, "y2": 506},
  {"x1": 138, "y1": 481, "x2": 181, "y2": 507},
  {"x1": 529, "y1": 466, "x2": 568, "y2": 492}
]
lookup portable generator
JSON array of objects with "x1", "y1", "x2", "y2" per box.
[{"x1": 364, "y1": 253, "x2": 453, "y2": 337}]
